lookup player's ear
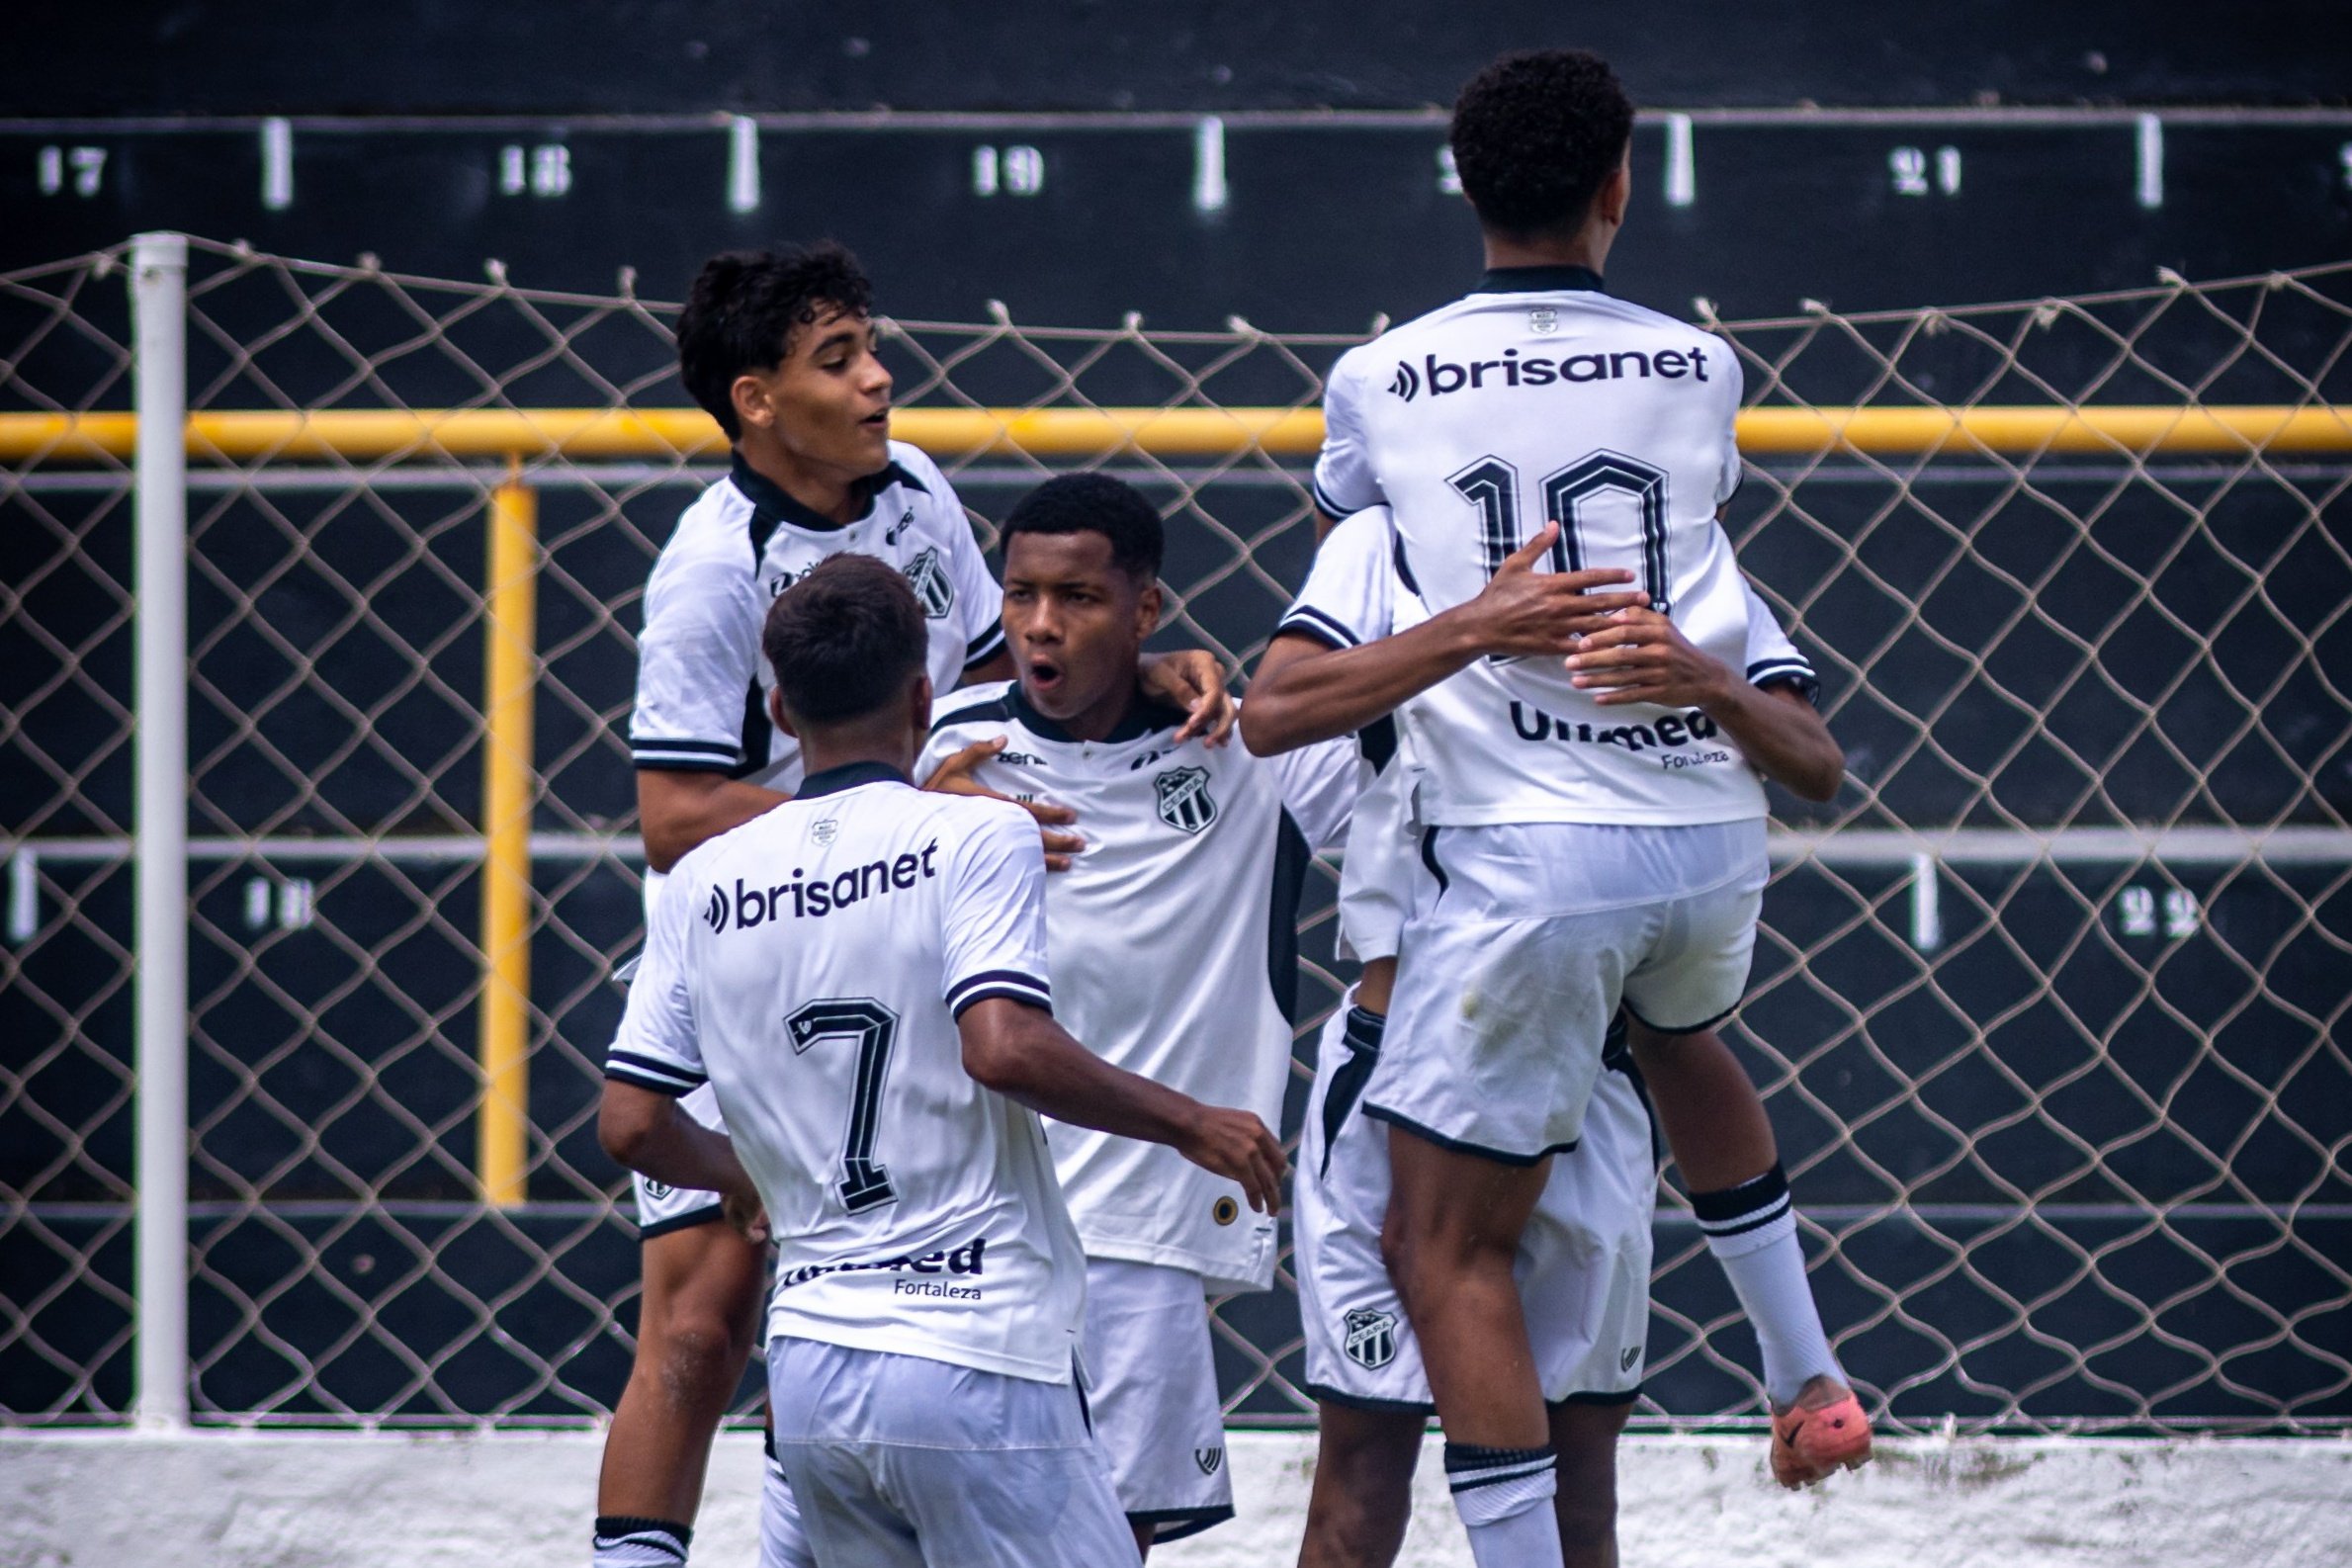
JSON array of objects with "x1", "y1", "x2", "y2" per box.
[
  {"x1": 908, "y1": 672, "x2": 933, "y2": 740},
  {"x1": 1597, "y1": 152, "x2": 1632, "y2": 228},
  {"x1": 731, "y1": 372, "x2": 774, "y2": 435},
  {"x1": 1134, "y1": 576, "x2": 1164, "y2": 639},
  {"x1": 768, "y1": 687, "x2": 799, "y2": 740}
]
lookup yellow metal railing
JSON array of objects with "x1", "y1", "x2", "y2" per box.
[{"x1": 4, "y1": 402, "x2": 2352, "y2": 464}]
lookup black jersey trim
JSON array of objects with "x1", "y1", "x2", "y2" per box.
[
  {"x1": 962, "y1": 623, "x2": 1009, "y2": 666},
  {"x1": 950, "y1": 983, "x2": 1054, "y2": 1018},
  {"x1": 1312, "y1": 478, "x2": 1377, "y2": 521},
  {"x1": 1007, "y1": 680, "x2": 1188, "y2": 745},
  {"x1": 928, "y1": 685, "x2": 1018, "y2": 736},
  {"x1": 1318, "y1": 1010, "x2": 1383, "y2": 1179},
  {"x1": 732, "y1": 450, "x2": 926, "y2": 547},
  {"x1": 1358, "y1": 714, "x2": 1398, "y2": 774},
  {"x1": 604, "y1": 1053, "x2": 707, "y2": 1095},
  {"x1": 1389, "y1": 529, "x2": 1422, "y2": 598},
  {"x1": 1471, "y1": 264, "x2": 1607, "y2": 296},
  {"x1": 1621, "y1": 1000, "x2": 1739, "y2": 1038},
  {"x1": 731, "y1": 677, "x2": 774, "y2": 781},
  {"x1": 631, "y1": 736, "x2": 740, "y2": 758},
  {"x1": 1361, "y1": 1101, "x2": 1578, "y2": 1166},
  {"x1": 1419, "y1": 827, "x2": 1449, "y2": 901},
  {"x1": 948, "y1": 969, "x2": 1053, "y2": 1017},
  {"x1": 1130, "y1": 1506, "x2": 1237, "y2": 1544},
  {"x1": 1303, "y1": 1379, "x2": 1437, "y2": 1417},
  {"x1": 1275, "y1": 605, "x2": 1358, "y2": 649},
  {"x1": 1264, "y1": 810, "x2": 1311, "y2": 1026},
  {"x1": 633, "y1": 754, "x2": 739, "y2": 775},
  {"x1": 796, "y1": 760, "x2": 910, "y2": 799},
  {"x1": 637, "y1": 1203, "x2": 727, "y2": 1240}
]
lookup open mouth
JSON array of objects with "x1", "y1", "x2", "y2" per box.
[
  {"x1": 860, "y1": 405, "x2": 891, "y2": 431},
  {"x1": 1026, "y1": 656, "x2": 1065, "y2": 696}
]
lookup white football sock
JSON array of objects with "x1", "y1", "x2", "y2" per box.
[{"x1": 1694, "y1": 1164, "x2": 1842, "y2": 1407}]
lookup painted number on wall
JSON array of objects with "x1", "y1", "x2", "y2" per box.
[
  {"x1": 1890, "y1": 145, "x2": 1962, "y2": 197},
  {"x1": 38, "y1": 145, "x2": 107, "y2": 197},
  {"x1": 2116, "y1": 885, "x2": 2200, "y2": 940},
  {"x1": 973, "y1": 145, "x2": 1045, "y2": 197},
  {"x1": 499, "y1": 144, "x2": 572, "y2": 197}
]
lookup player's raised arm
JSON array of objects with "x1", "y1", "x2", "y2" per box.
[
  {"x1": 1242, "y1": 522, "x2": 1644, "y2": 754},
  {"x1": 958, "y1": 998, "x2": 1286, "y2": 1216}
]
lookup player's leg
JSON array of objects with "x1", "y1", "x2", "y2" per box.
[
  {"x1": 1618, "y1": 873, "x2": 1868, "y2": 1487},
  {"x1": 592, "y1": 1204, "x2": 766, "y2": 1567},
  {"x1": 1079, "y1": 1259, "x2": 1234, "y2": 1559},
  {"x1": 1298, "y1": 1402, "x2": 1423, "y2": 1568},
  {"x1": 1381, "y1": 1134, "x2": 1562, "y2": 1568},
  {"x1": 1547, "y1": 1400, "x2": 1631, "y2": 1568}
]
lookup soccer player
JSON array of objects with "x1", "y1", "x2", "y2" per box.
[
  {"x1": 596, "y1": 243, "x2": 1231, "y2": 1568},
  {"x1": 1278, "y1": 504, "x2": 1821, "y2": 1568},
  {"x1": 916, "y1": 474, "x2": 1357, "y2": 1556},
  {"x1": 598, "y1": 556, "x2": 1287, "y2": 1568},
  {"x1": 1248, "y1": 50, "x2": 1870, "y2": 1564}
]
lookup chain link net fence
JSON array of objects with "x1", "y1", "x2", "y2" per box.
[{"x1": 3, "y1": 236, "x2": 2347, "y2": 1434}]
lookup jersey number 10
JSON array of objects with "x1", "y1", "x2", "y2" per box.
[
  {"x1": 787, "y1": 999, "x2": 901, "y2": 1214},
  {"x1": 1448, "y1": 450, "x2": 1673, "y2": 610}
]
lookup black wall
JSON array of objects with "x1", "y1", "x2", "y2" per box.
[{"x1": 10, "y1": 0, "x2": 2352, "y2": 116}]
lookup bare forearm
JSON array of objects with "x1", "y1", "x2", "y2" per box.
[
  {"x1": 1241, "y1": 616, "x2": 1483, "y2": 755},
  {"x1": 962, "y1": 1006, "x2": 1201, "y2": 1150},
  {"x1": 639, "y1": 775, "x2": 790, "y2": 872},
  {"x1": 1702, "y1": 684, "x2": 1844, "y2": 802},
  {"x1": 599, "y1": 1091, "x2": 757, "y2": 1199}
]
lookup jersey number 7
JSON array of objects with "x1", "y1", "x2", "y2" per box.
[
  {"x1": 1448, "y1": 450, "x2": 1673, "y2": 611},
  {"x1": 787, "y1": 999, "x2": 901, "y2": 1214}
]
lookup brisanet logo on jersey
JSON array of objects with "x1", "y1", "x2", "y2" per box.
[
  {"x1": 704, "y1": 842, "x2": 943, "y2": 931},
  {"x1": 1389, "y1": 344, "x2": 1714, "y2": 400}
]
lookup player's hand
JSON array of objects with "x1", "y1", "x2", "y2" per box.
[
  {"x1": 1176, "y1": 1104, "x2": 1287, "y2": 1217},
  {"x1": 723, "y1": 1191, "x2": 771, "y2": 1246},
  {"x1": 921, "y1": 737, "x2": 1086, "y2": 870},
  {"x1": 1142, "y1": 649, "x2": 1237, "y2": 748},
  {"x1": 1565, "y1": 606, "x2": 1738, "y2": 709},
  {"x1": 1456, "y1": 523, "x2": 1649, "y2": 657}
]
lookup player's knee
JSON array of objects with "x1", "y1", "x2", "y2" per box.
[
  {"x1": 1303, "y1": 1437, "x2": 1417, "y2": 1564},
  {"x1": 648, "y1": 1314, "x2": 752, "y2": 1405}
]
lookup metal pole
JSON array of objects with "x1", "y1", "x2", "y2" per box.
[
  {"x1": 476, "y1": 465, "x2": 537, "y2": 1206},
  {"x1": 131, "y1": 230, "x2": 190, "y2": 1430}
]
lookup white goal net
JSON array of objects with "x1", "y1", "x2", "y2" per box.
[{"x1": 2, "y1": 236, "x2": 2346, "y2": 1434}]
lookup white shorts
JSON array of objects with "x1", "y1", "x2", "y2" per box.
[
  {"x1": 1297, "y1": 992, "x2": 1657, "y2": 1412},
  {"x1": 765, "y1": 1337, "x2": 1138, "y2": 1568},
  {"x1": 1368, "y1": 819, "x2": 1767, "y2": 1162},
  {"x1": 631, "y1": 1083, "x2": 727, "y2": 1238},
  {"x1": 1081, "y1": 1258, "x2": 1233, "y2": 1541},
  {"x1": 1337, "y1": 751, "x2": 1417, "y2": 965}
]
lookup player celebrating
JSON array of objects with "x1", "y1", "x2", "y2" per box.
[
  {"x1": 1250, "y1": 49, "x2": 1869, "y2": 1565},
  {"x1": 596, "y1": 244, "x2": 1230, "y2": 1568},
  {"x1": 1280, "y1": 505, "x2": 1647, "y2": 1568},
  {"x1": 917, "y1": 474, "x2": 1356, "y2": 1555},
  {"x1": 599, "y1": 556, "x2": 1286, "y2": 1568}
]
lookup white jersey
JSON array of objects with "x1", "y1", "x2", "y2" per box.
[
  {"x1": 604, "y1": 762, "x2": 1087, "y2": 1384},
  {"x1": 629, "y1": 443, "x2": 1007, "y2": 792},
  {"x1": 1314, "y1": 268, "x2": 1814, "y2": 827},
  {"x1": 919, "y1": 683, "x2": 1355, "y2": 1294}
]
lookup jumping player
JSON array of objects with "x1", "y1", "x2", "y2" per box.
[
  {"x1": 596, "y1": 244, "x2": 1230, "y2": 1568},
  {"x1": 598, "y1": 556, "x2": 1286, "y2": 1568},
  {"x1": 1249, "y1": 50, "x2": 1869, "y2": 1564},
  {"x1": 917, "y1": 475, "x2": 1357, "y2": 1555}
]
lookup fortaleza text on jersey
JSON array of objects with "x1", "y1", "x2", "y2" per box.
[
  {"x1": 702, "y1": 841, "x2": 942, "y2": 930},
  {"x1": 1388, "y1": 343, "x2": 1713, "y2": 400},
  {"x1": 776, "y1": 1235, "x2": 990, "y2": 1291}
]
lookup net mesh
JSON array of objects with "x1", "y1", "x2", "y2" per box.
[{"x1": 2, "y1": 237, "x2": 2346, "y2": 1433}]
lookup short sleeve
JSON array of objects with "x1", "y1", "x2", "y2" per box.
[
  {"x1": 916, "y1": 456, "x2": 1007, "y2": 670},
  {"x1": 1265, "y1": 736, "x2": 1360, "y2": 853},
  {"x1": 1275, "y1": 506, "x2": 1395, "y2": 650},
  {"x1": 1712, "y1": 341, "x2": 1748, "y2": 509},
  {"x1": 1312, "y1": 352, "x2": 1386, "y2": 519},
  {"x1": 1741, "y1": 578, "x2": 1820, "y2": 706},
  {"x1": 630, "y1": 535, "x2": 761, "y2": 773},
  {"x1": 939, "y1": 804, "x2": 1055, "y2": 1018},
  {"x1": 604, "y1": 864, "x2": 706, "y2": 1094}
]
